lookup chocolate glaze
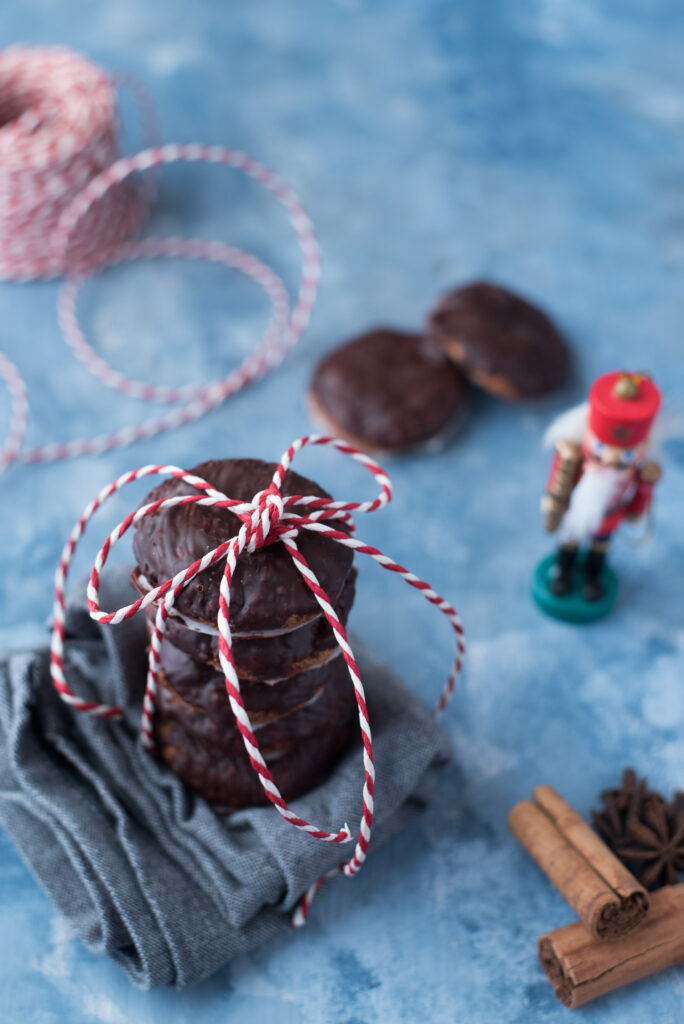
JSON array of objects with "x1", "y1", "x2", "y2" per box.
[
  {"x1": 156, "y1": 652, "x2": 352, "y2": 754},
  {"x1": 132, "y1": 458, "x2": 353, "y2": 631},
  {"x1": 155, "y1": 678, "x2": 356, "y2": 810},
  {"x1": 157, "y1": 639, "x2": 349, "y2": 712},
  {"x1": 427, "y1": 281, "x2": 570, "y2": 399},
  {"x1": 310, "y1": 328, "x2": 469, "y2": 451},
  {"x1": 146, "y1": 568, "x2": 356, "y2": 681}
]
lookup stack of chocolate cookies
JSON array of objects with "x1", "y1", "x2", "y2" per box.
[{"x1": 131, "y1": 458, "x2": 357, "y2": 811}]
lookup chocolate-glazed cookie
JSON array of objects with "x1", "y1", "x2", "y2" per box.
[
  {"x1": 144, "y1": 568, "x2": 356, "y2": 681},
  {"x1": 132, "y1": 458, "x2": 353, "y2": 633},
  {"x1": 309, "y1": 328, "x2": 469, "y2": 454},
  {"x1": 157, "y1": 637, "x2": 348, "y2": 712},
  {"x1": 156, "y1": 652, "x2": 352, "y2": 755},
  {"x1": 155, "y1": 674, "x2": 356, "y2": 810},
  {"x1": 427, "y1": 282, "x2": 570, "y2": 400}
]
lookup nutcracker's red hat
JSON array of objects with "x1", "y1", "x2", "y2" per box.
[{"x1": 588, "y1": 371, "x2": 660, "y2": 447}]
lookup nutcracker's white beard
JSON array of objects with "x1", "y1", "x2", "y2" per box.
[{"x1": 559, "y1": 464, "x2": 625, "y2": 544}]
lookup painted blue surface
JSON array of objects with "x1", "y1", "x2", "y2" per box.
[{"x1": 1, "y1": 2, "x2": 684, "y2": 1020}]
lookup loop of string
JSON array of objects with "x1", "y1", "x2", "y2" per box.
[
  {"x1": 0, "y1": 45, "x2": 319, "y2": 471},
  {"x1": 49, "y1": 435, "x2": 465, "y2": 924}
]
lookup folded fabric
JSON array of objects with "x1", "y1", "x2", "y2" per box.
[{"x1": 0, "y1": 568, "x2": 451, "y2": 989}]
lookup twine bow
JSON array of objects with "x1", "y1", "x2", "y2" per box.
[{"x1": 50, "y1": 435, "x2": 465, "y2": 924}]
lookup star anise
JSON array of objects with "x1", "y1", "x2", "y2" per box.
[
  {"x1": 592, "y1": 768, "x2": 654, "y2": 848},
  {"x1": 618, "y1": 795, "x2": 684, "y2": 888},
  {"x1": 592, "y1": 769, "x2": 684, "y2": 890}
]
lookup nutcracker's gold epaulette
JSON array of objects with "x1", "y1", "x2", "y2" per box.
[{"x1": 555, "y1": 439, "x2": 582, "y2": 460}]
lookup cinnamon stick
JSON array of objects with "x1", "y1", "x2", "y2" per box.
[
  {"x1": 508, "y1": 785, "x2": 649, "y2": 939},
  {"x1": 539, "y1": 882, "x2": 684, "y2": 1008}
]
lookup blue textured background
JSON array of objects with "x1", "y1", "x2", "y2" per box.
[{"x1": 2, "y1": 2, "x2": 684, "y2": 1021}]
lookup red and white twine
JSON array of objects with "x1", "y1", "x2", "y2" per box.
[
  {"x1": 0, "y1": 45, "x2": 320, "y2": 470},
  {"x1": 50, "y1": 435, "x2": 466, "y2": 925},
  {"x1": 0, "y1": 352, "x2": 28, "y2": 473}
]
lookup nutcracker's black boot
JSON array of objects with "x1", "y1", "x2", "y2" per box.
[
  {"x1": 582, "y1": 548, "x2": 606, "y2": 602},
  {"x1": 549, "y1": 545, "x2": 577, "y2": 596}
]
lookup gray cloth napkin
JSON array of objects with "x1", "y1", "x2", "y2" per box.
[{"x1": 0, "y1": 568, "x2": 451, "y2": 989}]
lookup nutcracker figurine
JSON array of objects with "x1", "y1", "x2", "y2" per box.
[{"x1": 533, "y1": 371, "x2": 662, "y2": 622}]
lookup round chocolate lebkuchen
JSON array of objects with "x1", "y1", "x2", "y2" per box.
[
  {"x1": 308, "y1": 328, "x2": 470, "y2": 454},
  {"x1": 426, "y1": 281, "x2": 571, "y2": 400},
  {"x1": 131, "y1": 457, "x2": 354, "y2": 633},
  {"x1": 142, "y1": 567, "x2": 357, "y2": 682},
  {"x1": 155, "y1": 650, "x2": 352, "y2": 755},
  {"x1": 155, "y1": 657, "x2": 357, "y2": 810},
  {"x1": 134, "y1": 456, "x2": 359, "y2": 809}
]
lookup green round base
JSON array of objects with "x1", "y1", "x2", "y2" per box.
[{"x1": 532, "y1": 552, "x2": 619, "y2": 624}]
